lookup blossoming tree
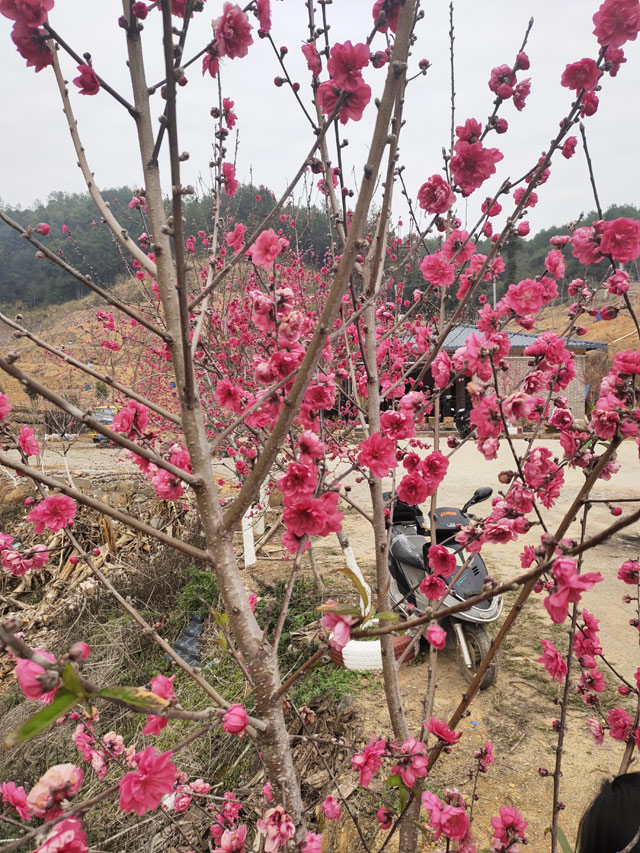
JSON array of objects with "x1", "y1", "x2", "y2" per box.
[{"x1": 1, "y1": 0, "x2": 640, "y2": 851}]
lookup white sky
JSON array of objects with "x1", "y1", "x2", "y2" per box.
[{"x1": 0, "y1": 0, "x2": 639, "y2": 235}]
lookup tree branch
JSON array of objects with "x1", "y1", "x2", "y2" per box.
[
  {"x1": 222, "y1": 8, "x2": 417, "y2": 530},
  {"x1": 49, "y1": 43, "x2": 158, "y2": 279},
  {"x1": 0, "y1": 311, "x2": 180, "y2": 427},
  {"x1": 0, "y1": 209, "x2": 169, "y2": 342},
  {"x1": 0, "y1": 355, "x2": 199, "y2": 486}
]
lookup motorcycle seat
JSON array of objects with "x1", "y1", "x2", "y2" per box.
[{"x1": 391, "y1": 534, "x2": 425, "y2": 570}]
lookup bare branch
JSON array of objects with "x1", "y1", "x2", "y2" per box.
[
  {"x1": 222, "y1": 10, "x2": 417, "y2": 530},
  {"x1": 49, "y1": 43, "x2": 158, "y2": 279}
]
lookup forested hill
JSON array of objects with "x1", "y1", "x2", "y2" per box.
[
  {"x1": 0, "y1": 185, "x2": 638, "y2": 307},
  {"x1": 0, "y1": 183, "x2": 334, "y2": 306},
  {"x1": 500, "y1": 203, "x2": 640, "y2": 292}
]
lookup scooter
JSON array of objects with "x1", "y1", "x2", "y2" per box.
[{"x1": 385, "y1": 486, "x2": 503, "y2": 689}]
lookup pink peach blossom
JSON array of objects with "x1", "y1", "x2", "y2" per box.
[
  {"x1": 223, "y1": 704, "x2": 248, "y2": 735},
  {"x1": 33, "y1": 818, "x2": 88, "y2": 853},
  {"x1": 417, "y1": 175, "x2": 455, "y2": 214},
  {"x1": 427, "y1": 545, "x2": 457, "y2": 578},
  {"x1": 357, "y1": 432, "x2": 396, "y2": 478},
  {"x1": 0, "y1": 781, "x2": 31, "y2": 820},
  {"x1": 426, "y1": 717, "x2": 461, "y2": 745},
  {"x1": 320, "y1": 601, "x2": 355, "y2": 650},
  {"x1": 18, "y1": 425, "x2": 40, "y2": 456},
  {"x1": 16, "y1": 650, "x2": 58, "y2": 702},
  {"x1": 537, "y1": 639, "x2": 568, "y2": 682},
  {"x1": 322, "y1": 795, "x2": 342, "y2": 820},
  {"x1": 257, "y1": 804, "x2": 295, "y2": 852},
  {"x1": 27, "y1": 764, "x2": 84, "y2": 819},
  {"x1": 426, "y1": 623, "x2": 446, "y2": 650},
  {"x1": 73, "y1": 64, "x2": 99, "y2": 95},
  {"x1": 327, "y1": 40, "x2": 369, "y2": 91},
  {"x1": 248, "y1": 229, "x2": 282, "y2": 269},
  {"x1": 420, "y1": 251, "x2": 455, "y2": 288},
  {"x1": 593, "y1": 0, "x2": 640, "y2": 48},
  {"x1": 27, "y1": 495, "x2": 76, "y2": 534},
  {"x1": 213, "y1": 3, "x2": 253, "y2": 59},
  {"x1": 119, "y1": 747, "x2": 177, "y2": 815},
  {"x1": 391, "y1": 738, "x2": 429, "y2": 787},
  {"x1": 351, "y1": 735, "x2": 385, "y2": 787}
]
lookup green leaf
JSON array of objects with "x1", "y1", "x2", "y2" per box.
[
  {"x1": 557, "y1": 827, "x2": 574, "y2": 853},
  {"x1": 332, "y1": 567, "x2": 370, "y2": 613},
  {"x1": 5, "y1": 688, "x2": 78, "y2": 747},
  {"x1": 399, "y1": 786, "x2": 408, "y2": 812},
  {"x1": 374, "y1": 611, "x2": 400, "y2": 622},
  {"x1": 61, "y1": 662, "x2": 86, "y2": 697},
  {"x1": 96, "y1": 686, "x2": 170, "y2": 711},
  {"x1": 384, "y1": 774, "x2": 404, "y2": 788},
  {"x1": 316, "y1": 604, "x2": 361, "y2": 617},
  {"x1": 209, "y1": 609, "x2": 229, "y2": 629}
]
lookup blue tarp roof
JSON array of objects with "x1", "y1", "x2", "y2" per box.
[{"x1": 442, "y1": 323, "x2": 607, "y2": 352}]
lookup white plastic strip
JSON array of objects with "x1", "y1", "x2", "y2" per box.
[{"x1": 242, "y1": 508, "x2": 256, "y2": 568}]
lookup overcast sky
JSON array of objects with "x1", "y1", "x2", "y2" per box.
[{"x1": 1, "y1": 0, "x2": 639, "y2": 236}]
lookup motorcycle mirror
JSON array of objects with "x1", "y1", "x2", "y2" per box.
[
  {"x1": 472, "y1": 487, "x2": 492, "y2": 503},
  {"x1": 462, "y1": 486, "x2": 493, "y2": 514}
]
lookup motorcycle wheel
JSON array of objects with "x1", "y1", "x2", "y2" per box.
[{"x1": 456, "y1": 623, "x2": 498, "y2": 690}]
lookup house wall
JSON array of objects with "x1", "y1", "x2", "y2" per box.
[{"x1": 497, "y1": 355, "x2": 587, "y2": 422}]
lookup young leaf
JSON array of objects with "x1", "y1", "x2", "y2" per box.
[
  {"x1": 384, "y1": 774, "x2": 404, "y2": 788},
  {"x1": 332, "y1": 567, "x2": 370, "y2": 613},
  {"x1": 399, "y1": 785, "x2": 408, "y2": 812},
  {"x1": 316, "y1": 603, "x2": 361, "y2": 617},
  {"x1": 61, "y1": 662, "x2": 87, "y2": 698},
  {"x1": 374, "y1": 611, "x2": 400, "y2": 622},
  {"x1": 5, "y1": 688, "x2": 78, "y2": 747},
  {"x1": 557, "y1": 827, "x2": 574, "y2": 853},
  {"x1": 96, "y1": 686, "x2": 170, "y2": 711}
]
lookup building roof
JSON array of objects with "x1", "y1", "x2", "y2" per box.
[{"x1": 442, "y1": 323, "x2": 607, "y2": 352}]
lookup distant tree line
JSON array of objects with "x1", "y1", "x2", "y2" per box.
[
  {"x1": 0, "y1": 182, "x2": 337, "y2": 307},
  {"x1": 0, "y1": 186, "x2": 637, "y2": 307}
]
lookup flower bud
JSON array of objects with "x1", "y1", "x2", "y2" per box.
[{"x1": 69, "y1": 642, "x2": 90, "y2": 660}]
